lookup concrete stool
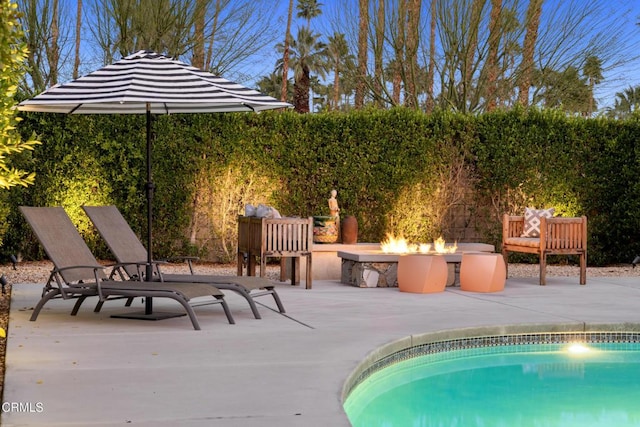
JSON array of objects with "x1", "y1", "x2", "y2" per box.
[
  {"x1": 460, "y1": 253, "x2": 506, "y2": 292},
  {"x1": 397, "y1": 254, "x2": 448, "y2": 294}
]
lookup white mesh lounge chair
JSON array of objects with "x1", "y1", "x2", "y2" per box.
[
  {"x1": 82, "y1": 205, "x2": 285, "y2": 319},
  {"x1": 20, "y1": 206, "x2": 235, "y2": 330}
]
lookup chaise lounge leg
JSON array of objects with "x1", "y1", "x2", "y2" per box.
[
  {"x1": 165, "y1": 296, "x2": 201, "y2": 330},
  {"x1": 270, "y1": 288, "x2": 286, "y2": 313},
  {"x1": 71, "y1": 295, "x2": 89, "y2": 315},
  {"x1": 234, "y1": 287, "x2": 262, "y2": 319},
  {"x1": 216, "y1": 295, "x2": 235, "y2": 325},
  {"x1": 30, "y1": 289, "x2": 61, "y2": 321}
]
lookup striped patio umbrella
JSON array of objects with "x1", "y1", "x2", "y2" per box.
[{"x1": 18, "y1": 50, "x2": 291, "y2": 319}]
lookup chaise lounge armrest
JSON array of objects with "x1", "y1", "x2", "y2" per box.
[
  {"x1": 162, "y1": 256, "x2": 199, "y2": 274},
  {"x1": 50, "y1": 264, "x2": 107, "y2": 285},
  {"x1": 108, "y1": 260, "x2": 168, "y2": 281}
]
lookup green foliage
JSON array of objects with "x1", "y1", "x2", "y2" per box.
[
  {"x1": 8, "y1": 107, "x2": 640, "y2": 267},
  {"x1": 0, "y1": 0, "x2": 40, "y2": 191}
]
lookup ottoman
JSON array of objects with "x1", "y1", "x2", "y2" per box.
[
  {"x1": 397, "y1": 254, "x2": 448, "y2": 294},
  {"x1": 460, "y1": 253, "x2": 506, "y2": 292}
]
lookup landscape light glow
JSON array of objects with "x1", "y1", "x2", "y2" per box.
[{"x1": 567, "y1": 343, "x2": 590, "y2": 354}]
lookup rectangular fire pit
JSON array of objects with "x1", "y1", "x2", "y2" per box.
[{"x1": 338, "y1": 243, "x2": 495, "y2": 288}]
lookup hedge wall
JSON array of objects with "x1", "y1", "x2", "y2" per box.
[{"x1": 4, "y1": 108, "x2": 640, "y2": 266}]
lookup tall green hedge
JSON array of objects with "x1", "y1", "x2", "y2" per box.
[{"x1": 6, "y1": 108, "x2": 640, "y2": 266}]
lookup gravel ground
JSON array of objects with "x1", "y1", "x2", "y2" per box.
[{"x1": 0, "y1": 260, "x2": 638, "y2": 398}]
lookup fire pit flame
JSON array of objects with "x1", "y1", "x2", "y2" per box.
[
  {"x1": 434, "y1": 236, "x2": 457, "y2": 254},
  {"x1": 419, "y1": 243, "x2": 432, "y2": 253},
  {"x1": 381, "y1": 234, "x2": 457, "y2": 254},
  {"x1": 380, "y1": 234, "x2": 415, "y2": 253}
]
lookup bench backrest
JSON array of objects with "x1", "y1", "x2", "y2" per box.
[
  {"x1": 238, "y1": 216, "x2": 313, "y2": 256},
  {"x1": 542, "y1": 216, "x2": 587, "y2": 250},
  {"x1": 502, "y1": 214, "x2": 587, "y2": 251}
]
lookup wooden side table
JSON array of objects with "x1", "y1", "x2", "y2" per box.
[
  {"x1": 397, "y1": 254, "x2": 448, "y2": 294},
  {"x1": 237, "y1": 216, "x2": 314, "y2": 289}
]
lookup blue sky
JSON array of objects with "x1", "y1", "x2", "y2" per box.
[
  {"x1": 40, "y1": 0, "x2": 640, "y2": 110},
  {"x1": 271, "y1": 0, "x2": 640, "y2": 110}
]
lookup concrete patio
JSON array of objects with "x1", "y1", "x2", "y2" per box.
[{"x1": 2, "y1": 273, "x2": 640, "y2": 426}]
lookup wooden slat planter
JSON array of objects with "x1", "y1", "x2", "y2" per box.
[{"x1": 237, "y1": 216, "x2": 314, "y2": 289}]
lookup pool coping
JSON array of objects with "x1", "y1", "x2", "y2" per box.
[{"x1": 341, "y1": 322, "x2": 640, "y2": 402}]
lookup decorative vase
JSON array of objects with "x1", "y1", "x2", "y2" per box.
[
  {"x1": 341, "y1": 215, "x2": 358, "y2": 244},
  {"x1": 313, "y1": 216, "x2": 338, "y2": 243}
]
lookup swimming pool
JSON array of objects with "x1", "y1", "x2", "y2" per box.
[{"x1": 344, "y1": 331, "x2": 640, "y2": 427}]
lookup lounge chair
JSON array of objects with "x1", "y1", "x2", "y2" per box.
[
  {"x1": 82, "y1": 205, "x2": 285, "y2": 319},
  {"x1": 19, "y1": 206, "x2": 235, "y2": 330},
  {"x1": 502, "y1": 212, "x2": 587, "y2": 285}
]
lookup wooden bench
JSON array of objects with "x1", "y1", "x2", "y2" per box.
[
  {"x1": 237, "y1": 216, "x2": 314, "y2": 289},
  {"x1": 502, "y1": 214, "x2": 587, "y2": 285}
]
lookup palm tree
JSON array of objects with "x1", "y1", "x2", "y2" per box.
[
  {"x1": 355, "y1": 0, "x2": 369, "y2": 109},
  {"x1": 532, "y1": 66, "x2": 590, "y2": 114},
  {"x1": 73, "y1": 0, "x2": 82, "y2": 79},
  {"x1": 583, "y1": 55, "x2": 603, "y2": 116},
  {"x1": 518, "y1": 0, "x2": 543, "y2": 106},
  {"x1": 485, "y1": 0, "x2": 502, "y2": 111},
  {"x1": 313, "y1": 80, "x2": 331, "y2": 112},
  {"x1": 373, "y1": 0, "x2": 385, "y2": 108},
  {"x1": 277, "y1": 27, "x2": 327, "y2": 113},
  {"x1": 384, "y1": 58, "x2": 402, "y2": 106},
  {"x1": 281, "y1": 0, "x2": 294, "y2": 102},
  {"x1": 257, "y1": 72, "x2": 292, "y2": 100},
  {"x1": 326, "y1": 32, "x2": 354, "y2": 110},
  {"x1": 607, "y1": 85, "x2": 640, "y2": 119},
  {"x1": 296, "y1": 0, "x2": 323, "y2": 29},
  {"x1": 49, "y1": 0, "x2": 60, "y2": 85},
  {"x1": 391, "y1": 0, "x2": 404, "y2": 106},
  {"x1": 426, "y1": 0, "x2": 436, "y2": 112},
  {"x1": 404, "y1": 0, "x2": 421, "y2": 108},
  {"x1": 191, "y1": 0, "x2": 206, "y2": 69}
]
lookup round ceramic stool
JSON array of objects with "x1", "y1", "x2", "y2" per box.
[
  {"x1": 460, "y1": 253, "x2": 506, "y2": 293},
  {"x1": 397, "y1": 254, "x2": 448, "y2": 294}
]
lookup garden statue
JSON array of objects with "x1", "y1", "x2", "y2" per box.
[
  {"x1": 312, "y1": 190, "x2": 341, "y2": 243},
  {"x1": 328, "y1": 189, "x2": 340, "y2": 219},
  {"x1": 328, "y1": 189, "x2": 341, "y2": 242}
]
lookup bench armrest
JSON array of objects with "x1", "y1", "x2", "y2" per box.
[{"x1": 502, "y1": 214, "x2": 525, "y2": 242}]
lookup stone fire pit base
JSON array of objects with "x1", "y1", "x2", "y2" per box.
[
  {"x1": 339, "y1": 243, "x2": 495, "y2": 288},
  {"x1": 341, "y1": 260, "x2": 461, "y2": 288}
]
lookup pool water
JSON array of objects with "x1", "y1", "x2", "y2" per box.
[{"x1": 344, "y1": 343, "x2": 640, "y2": 427}]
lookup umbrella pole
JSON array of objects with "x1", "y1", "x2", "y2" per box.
[
  {"x1": 113, "y1": 105, "x2": 186, "y2": 322},
  {"x1": 112, "y1": 106, "x2": 186, "y2": 322},
  {"x1": 145, "y1": 104, "x2": 154, "y2": 314}
]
